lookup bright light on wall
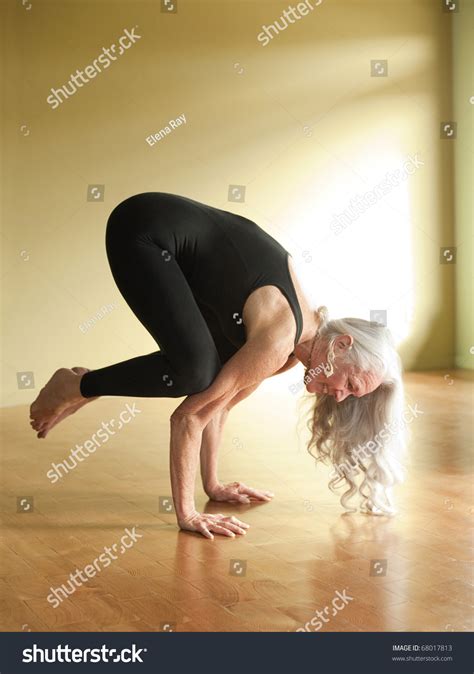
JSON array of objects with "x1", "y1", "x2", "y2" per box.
[{"x1": 260, "y1": 146, "x2": 418, "y2": 393}]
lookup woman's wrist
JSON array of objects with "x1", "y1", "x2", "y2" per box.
[
  {"x1": 177, "y1": 509, "x2": 199, "y2": 525},
  {"x1": 204, "y1": 479, "x2": 221, "y2": 497},
  {"x1": 171, "y1": 486, "x2": 199, "y2": 523}
]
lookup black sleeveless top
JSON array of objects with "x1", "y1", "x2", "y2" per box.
[{"x1": 112, "y1": 192, "x2": 304, "y2": 365}]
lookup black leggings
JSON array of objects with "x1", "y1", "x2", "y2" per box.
[{"x1": 79, "y1": 203, "x2": 222, "y2": 399}]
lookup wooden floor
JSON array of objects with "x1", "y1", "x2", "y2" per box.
[{"x1": 1, "y1": 371, "x2": 472, "y2": 632}]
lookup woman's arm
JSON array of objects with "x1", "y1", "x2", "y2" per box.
[
  {"x1": 200, "y1": 407, "x2": 229, "y2": 496},
  {"x1": 199, "y1": 385, "x2": 275, "y2": 504},
  {"x1": 270, "y1": 353, "x2": 300, "y2": 376},
  {"x1": 169, "y1": 333, "x2": 291, "y2": 538}
]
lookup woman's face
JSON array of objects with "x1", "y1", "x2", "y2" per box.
[{"x1": 307, "y1": 335, "x2": 382, "y2": 402}]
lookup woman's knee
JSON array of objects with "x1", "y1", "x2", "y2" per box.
[{"x1": 185, "y1": 357, "x2": 221, "y2": 394}]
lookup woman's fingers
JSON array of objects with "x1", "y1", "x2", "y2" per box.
[
  {"x1": 197, "y1": 523, "x2": 214, "y2": 539},
  {"x1": 181, "y1": 512, "x2": 251, "y2": 539},
  {"x1": 222, "y1": 515, "x2": 250, "y2": 529},
  {"x1": 213, "y1": 490, "x2": 250, "y2": 504},
  {"x1": 239, "y1": 484, "x2": 274, "y2": 501},
  {"x1": 208, "y1": 523, "x2": 236, "y2": 537},
  {"x1": 232, "y1": 494, "x2": 251, "y2": 504},
  {"x1": 218, "y1": 520, "x2": 247, "y2": 535},
  {"x1": 206, "y1": 515, "x2": 249, "y2": 536},
  {"x1": 211, "y1": 482, "x2": 274, "y2": 504}
]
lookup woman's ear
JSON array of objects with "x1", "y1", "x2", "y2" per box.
[{"x1": 334, "y1": 334, "x2": 354, "y2": 352}]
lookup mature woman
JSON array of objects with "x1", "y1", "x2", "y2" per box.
[{"x1": 30, "y1": 192, "x2": 406, "y2": 538}]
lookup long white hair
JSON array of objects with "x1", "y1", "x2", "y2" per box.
[{"x1": 304, "y1": 307, "x2": 407, "y2": 515}]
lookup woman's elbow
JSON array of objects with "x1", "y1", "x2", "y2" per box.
[{"x1": 170, "y1": 410, "x2": 204, "y2": 435}]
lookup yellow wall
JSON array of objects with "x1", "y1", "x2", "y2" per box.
[
  {"x1": 0, "y1": 0, "x2": 466, "y2": 406},
  {"x1": 453, "y1": 1, "x2": 474, "y2": 370}
]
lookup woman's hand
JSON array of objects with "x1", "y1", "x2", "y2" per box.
[
  {"x1": 178, "y1": 511, "x2": 250, "y2": 539},
  {"x1": 206, "y1": 481, "x2": 274, "y2": 504}
]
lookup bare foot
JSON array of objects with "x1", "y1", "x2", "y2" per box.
[
  {"x1": 33, "y1": 368, "x2": 99, "y2": 439},
  {"x1": 30, "y1": 367, "x2": 97, "y2": 439}
]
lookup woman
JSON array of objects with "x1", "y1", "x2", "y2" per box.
[{"x1": 30, "y1": 192, "x2": 406, "y2": 538}]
